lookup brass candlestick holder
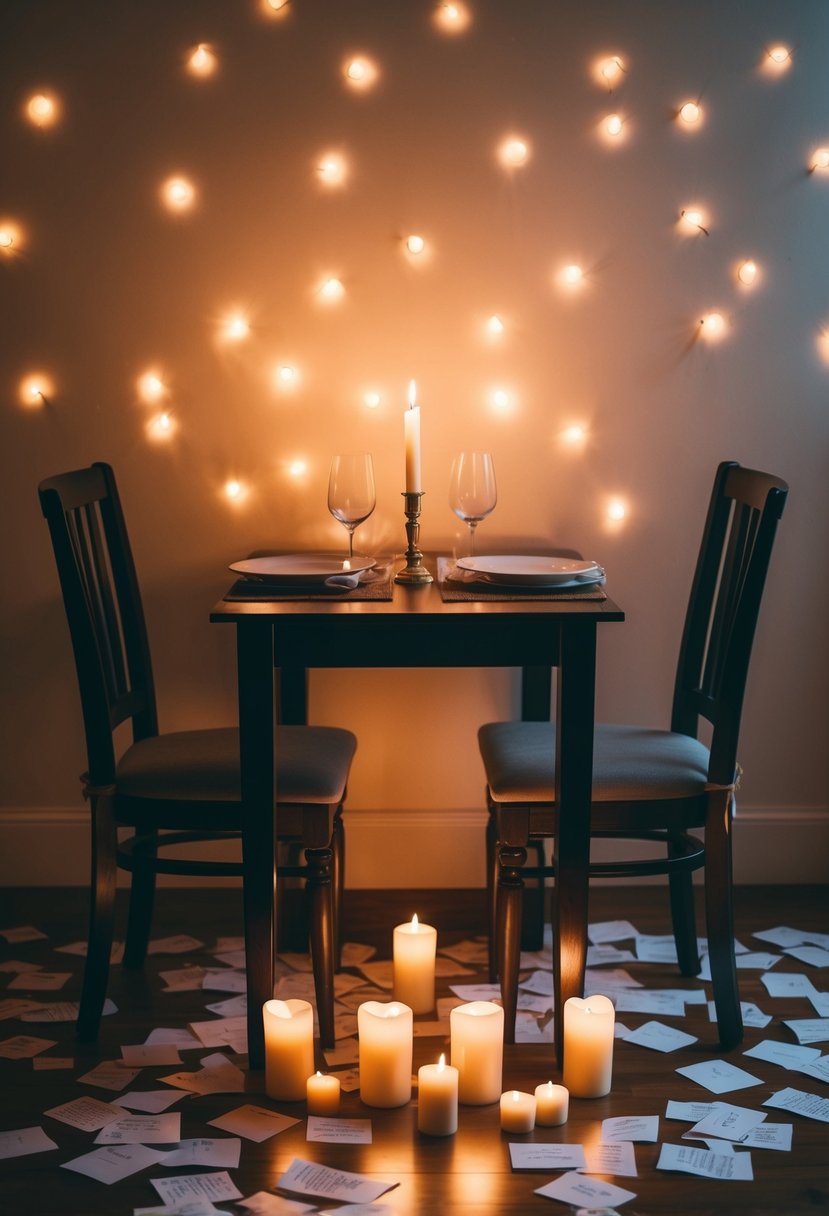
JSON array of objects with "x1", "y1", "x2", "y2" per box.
[{"x1": 394, "y1": 491, "x2": 433, "y2": 584}]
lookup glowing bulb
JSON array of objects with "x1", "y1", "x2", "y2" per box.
[
  {"x1": 607, "y1": 498, "x2": 626, "y2": 522},
  {"x1": 737, "y1": 259, "x2": 758, "y2": 286},
  {"x1": 221, "y1": 311, "x2": 250, "y2": 342},
  {"x1": 810, "y1": 147, "x2": 829, "y2": 172},
  {"x1": 288, "y1": 459, "x2": 307, "y2": 477},
  {"x1": 559, "y1": 264, "x2": 584, "y2": 287},
  {"x1": 678, "y1": 101, "x2": 702, "y2": 126},
  {"x1": 490, "y1": 386, "x2": 513, "y2": 412},
  {"x1": 317, "y1": 153, "x2": 347, "y2": 186},
  {"x1": 0, "y1": 222, "x2": 21, "y2": 255},
  {"x1": 161, "y1": 175, "x2": 196, "y2": 212},
  {"x1": 765, "y1": 44, "x2": 792, "y2": 72},
  {"x1": 137, "y1": 371, "x2": 166, "y2": 402},
  {"x1": 275, "y1": 364, "x2": 299, "y2": 388},
  {"x1": 498, "y1": 136, "x2": 530, "y2": 168},
  {"x1": 434, "y1": 2, "x2": 471, "y2": 32},
  {"x1": 486, "y1": 314, "x2": 505, "y2": 336},
  {"x1": 148, "y1": 411, "x2": 176, "y2": 441},
  {"x1": 19, "y1": 373, "x2": 53, "y2": 406},
  {"x1": 261, "y1": 0, "x2": 290, "y2": 16},
  {"x1": 0, "y1": 230, "x2": 12, "y2": 249},
  {"x1": 25, "y1": 91, "x2": 59, "y2": 128},
  {"x1": 364, "y1": 390, "x2": 381, "y2": 408},
  {"x1": 596, "y1": 55, "x2": 625, "y2": 87},
  {"x1": 187, "y1": 43, "x2": 217, "y2": 77},
  {"x1": 344, "y1": 56, "x2": 378, "y2": 91},
  {"x1": 562, "y1": 423, "x2": 587, "y2": 445},
  {"x1": 699, "y1": 311, "x2": 727, "y2": 341},
  {"x1": 318, "y1": 276, "x2": 345, "y2": 302},
  {"x1": 679, "y1": 206, "x2": 709, "y2": 235},
  {"x1": 405, "y1": 234, "x2": 425, "y2": 255},
  {"x1": 604, "y1": 113, "x2": 623, "y2": 137},
  {"x1": 224, "y1": 479, "x2": 243, "y2": 500}
]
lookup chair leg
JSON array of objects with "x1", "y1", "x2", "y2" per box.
[
  {"x1": 486, "y1": 806, "x2": 500, "y2": 982},
  {"x1": 705, "y1": 794, "x2": 743, "y2": 1050},
  {"x1": 497, "y1": 845, "x2": 527, "y2": 1045},
  {"x1": 123, "y1": 829, "x2": 158, "y2": 970},
  {"x1": 305, "y1": 845, "x2": 336, "y2": 1050},
  {"x1": 331, "y1": 812, "x2": 345, "y2": 971},
  {"x1": 667, "y1": 842, "x2": 700, "y2": 977},
  {"x1": 77, "y1": 795, "x2": 118, "y2": 1041}
]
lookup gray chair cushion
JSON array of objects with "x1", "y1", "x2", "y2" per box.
[
  {"x1": 117, "y1": 726, "x2": 357, "y2": 804},
  {"x1": 479, "y1": 721, "x2": 710, "y2": 803}
]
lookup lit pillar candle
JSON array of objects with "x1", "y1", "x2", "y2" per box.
[
  {"x1": 393, "y1": 914, "x2": 437, "y2": 1013},
  {"x1": 306, "y1": 1070, "x2": 341, "y2": 1116},
  {"x1": 263, "y1": 999, "x2": 314, "y2": 1101},
  {"x1": 404, "y1": 379, "x2": 422, "y2": 493},
  {"x1": 357, "y1": 1000, "x2": 413, "y2": 1108},
  {"x1": 500, "y1": 1089, "x2": 536, "y2": 1133},
  {"x1": 450, "y1": 1000, "x2": 504, "y2": 1105},
  {"x1": 534, "y1": 1081, "x2": 569, "y2": 1125},
  {"x1": 562, "y1": 995, "x2": 615, "y2": 1098},
  {"x1": 417, "y1": 1053, "x2": 458, "y2": 1136}
]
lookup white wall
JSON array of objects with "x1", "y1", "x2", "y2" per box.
[{"x1": 1, "y1": 0, "x2": 827, "y2": 887}]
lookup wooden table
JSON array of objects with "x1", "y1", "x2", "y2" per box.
[{"x1": 211, "y1": 558, "x2": 624, "y2": 1069}]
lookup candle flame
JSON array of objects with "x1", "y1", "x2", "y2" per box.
[
  {"x1": 511, "y1": 1090, "x2": 520, "y2": 1102},
  {"x1": 408, "y1": 379, "x2": 417, "y2": 408},
  {"x1": 438, "y1": 1053, "x2": 446, "y2": 1070},
  {"x1": 411, "y1": 913, "x2": 419, "y2": 929}
]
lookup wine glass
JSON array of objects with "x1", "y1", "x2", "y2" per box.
[
  {"x1": 328, "y1": 453, "x2": 376, "y2": 562},
  {"x1": 449, "y1": 451, "x2": 497, "y2": 555}
]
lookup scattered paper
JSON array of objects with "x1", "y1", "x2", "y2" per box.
[
  {"x1": 45, "y1": 1095, "x2": 125, "y2": 1132},
  {"x1": 687, "y1": 1102, "x2": 766, "y2": 1142},
  {"x1": 276, "y1": 1157, "x2": 397, "y2": 1204},
  {"x1": 7, "y1": 970, "x2": 72, "y2": 991},
  {"x1": 160, "y1": 1052, "x2": 246, "y2": 1095},
  {"x1": 121, "y1": 1043, "x2": 183, "y2": 1066},
  {"x1": 741, "y1": 1122, "x2": 793, "y2": 1151},
  {"x1": 159, "y1": 967, "x2": 210, "y2": 992},
  {"x1": 0, "y1": 925, "x2": 47, "y2": 942},
  {"x1": 307, "y1": 1116, "x2": 372, "y2": 1144},
  {"x1": 324, "y1": 1041, "x2": 360, "y2": 1068},
  {"x1": 159, "y1": 1138, "x2": 242, "y2": 1169},
  {"x1": 0, "y1": 959, "x2": 44, "y2": 973},
  {"x1": 239, "y1": 1191, "x2": 315, "y2": 1214},
  {"x1": 117, "y1": 1089, "x2": 190, "y2": 1113},
  {"x1": 587, "y1": 944, "x2": 636, "y2": 966},
  {"x1": 656, "y1": 1142, "x2": 753, "y2": 1180},
  {"x1": 448, "y1": 983, "x2": 501, "y2": 1001},
  {"x1": 764, "y1": 1087, "x2": 829, "y2": 1123},
  {"x1": 534, "y1": 1172, "x2": 636, "y2": 1207},
  {"x1": 0, "y1": 1034, "x2": 57, "y2": 1058},
  {"x1": 601, "y1": 1114, "x2": 659, "y2": 1143},
  {"x1": 613, "y1": 990, "x2": 689, "y2": 1017},
  {"x1": 151, "y1": 1171, "x2": 243, "y2": 1206},
  {"x1": 340, "y1": 942, "x2": 378, "y2": 967},
  {"x1": 0, "y1": 997, "x2": 47, "y2": 1020},
  {"x1": 437, "y1": 939, "x2": 489, "y2": 965},
  {"x1": 676, "y1": 1059, "x2": 763, "y2": 1094},
  {"x1": 202, "y1": 969, "x2": 247, "y2": 993},
  {"x1": 760, "y1": 971, "x2": 817, "y2": 998},
  {"x1": 147, "y1": 934, "x2": 205, "y2": 954},
  {"x1": 783, "y1": 1017, "x2": 829, "y2": 1045},
  {"x1": 189, "y1": 1015, "x2": 248, "y2": 1049},
  {"x1": 581, "y1": 1140, "x2": 638, "y2": 1177},
  {"x1": 145, "y1": 1027, "x2": 204, "y2": 1049},
  {"x1": 355, "y1": 961, "x2": 393, "y2": 989},
  {"x1": 62, "y1": 1143, "x2": 166, "y2": 1184},
  {"x1": 209, "y1": 1104, "x2": 300, "y2": 1142},
  {"x1": 753, "y1": 925, "x2": 808, "y2": 948},
  {"x1": 33, "y1": 1055, "x2": 74, "y2": 1070},
  {"x1": 0, "y1": 1126, "x2": 58, "y2": 1160},
  {"x1": 206, "y1": 994, "x2": 247, "y2": 1018},
  {"x1": 412, "y1": 1020, "x2": 448, "y2": 1038},
  {"x1": 588, "y1": 919, "x2": 638, "y2": 943},
  {"x1": 78, "y1": 1061, "x2": 142, "y2": 1091},
  {"x1": 743, "y1": 1039, "x2": 820, "y2": 1069},
  {"x1": 623, "y1": 1020, "x2": 697, "y2": 1052},
  {"x1": 55, "y1": 939, "x2": 124, "y2": 962},
  {"x1": 21, "y1": 997, "x2": 117, "y2": 1022},
  {"x1": 94, "y1": 1112, "x2": 181, "y2": 1145},
  {"x1": 783, "y1": 944, "x2": 829, "y2": 968},
  {"x1": 515, "y1": 1011, "x2": 553, "y2": 1043},
  {"x1": 707, "y1": 1000, "x2": 771, "y2": 1029},
  {"x1": 735, "y1": 951, "x2": 782, "y2": 970},
  {"x1": 508, "y1": 1142, "x2": 586, "y2": 1171},
  {"x1": 665, "y1": 1099, "x2": 716, "y2": 1122}
]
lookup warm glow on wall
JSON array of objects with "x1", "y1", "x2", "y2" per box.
[
  {"x1": 223, "y1": 478, "x2": 246, "y2": 503},
  {"x1": 0, "y1": 221, "x2": 23, "y2": 257},
  {"x1": 317, "y1": 276, "x2": 345, "y2": 303},
  {"x1": 485, "y1": 314, "x2": 505, "y2": 337},
  {"x1": 260, "y1": 0, "x2": 291, "y2": 19},
  {"x1": 603, "y1": 113, "x2": 624, "y2": 139},
  {"x1": 677, "y1": 100, "x2": 703, "y2": 127},
  {"x1": 763, "y1": 44, "x2": 793, "y2": 75},
  {"x1": 498, "y1": 136, "x2": 530, "y2": 168},
  {"x1": 736, "y1": 259, "x2": 759, "y2": 288},
  {"x1": 274, "y1": 363, "x2": 300, "y2": 390},
  {"x1": 343, "y1": 56, "x2": 379, "y2": 92},
  {"x1": 161, "y1": 175, "x2": 196, "y2": 213},
  {"x1": 19, "y1": 373, "x2": 53, "y2": 407},
  {"x1": 809, "y1": 147, "x2": 829, "y2": 173},
  {"x1": 606, "y1": 497, "x2": 627, "y2": 522},
  {"x1": 433, "y1": 2, "x2": 471, "y2": 33},
  {"x1": 679, "y1": 206, "x2": 709, "y2": 235},
  {"x1": 405, "y1": 234, "x2": 426, "y2": 255},
  {"x1": 316, "y1": 152, "x2": 347, "y2": 187},
  {"x1": 561, "y1": 422, "x2": 588, "y2": 448},
  {"x1": 363, "y1": 389, "x2": 381, "y2": 409},
  {"x1": 489, "y1": 386, "x2": 515, "y2": 414},
  {"x1": 219, "y1": 311, "x2": 251, "y2": 342},
  {"x1": 25, "y1": 91, "x2": 60, "y2": 128},
  {"x1": 287, "y1": 459, "x2": 308, "y2": 478},
  {"x1": 593, "y1": 55, "x2": 626, "y2": 89},
  {"x1": 137, "y1": 370, "x2": 167, "y2": 402},
  {"x1": 186, "y1": 43, "x2": 218, "y2": 78},
  {"x1": 817, "y1": 328, "x2": 829, "y2": 365},
  {"x1": 558, "y1": 263, "x2": 585, "y2": 289},
  {"x1": 699, "y1": 311, "x2": 727, "y2": 341},
  {"x1": 147, "y1": 411, "x2": 176, "y2": 441}
]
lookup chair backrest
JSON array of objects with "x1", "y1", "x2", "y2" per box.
[
  {"x1": 671, "y1": 460, "x2": 788, "y2": 782},
  {"x1": 39, "y1": 462, "x2": 159, "y2": 785}
]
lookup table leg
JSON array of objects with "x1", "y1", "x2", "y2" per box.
[
  {"x1": 237, "y1": 621, "x2": 276, "y2": 1071},
  {"x1": 552, "y1": 620, "x2": 596, "y2": 1068}
]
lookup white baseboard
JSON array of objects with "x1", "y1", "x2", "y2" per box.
[{"x1": 0, "y1": 805, "x2": 826, "y2": 888}]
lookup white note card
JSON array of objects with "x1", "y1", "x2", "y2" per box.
[
  {"x1": 94, "y1": 1112, "x2": 181, "y2": 1144},
  {"x1": 62, "y1": 1144, "x2": 166, "y2": 1184},
  {"x1": 209, "y1": 1103, "x2": 300, "y2": 1142},
  {"x1": 764, "y1": 1087, "x2": 829, "y2": 1123},
  {"x1": 534, "y1": 1172, "x2": 637, "y2": 1208},
  {"x1": 508, "y1": 1143, "x2": 586, "y2": 1171},
  {"x1": 306, "y1": 1116, "x2": 372, "y2": 1144},
  {"x1": 676, "y1": 1059, "x2": 763, "y2": 1094},
  {"x1": 151, "y1": 1170, "x2": 243, "y2": 1206},
  {"x1": 687, "y1": 1102, "x2": 766, "y2": 1142},
  {"x1": 581, "y1": 1140, "x2": 638, "y2": 1177},
  {"x1": 623, "y1": 1020, "x2": 697, "y2": 1052},
  {"x1": 276, "y1": 1157, "x2": 398, "y2": 1204},
  {"x1": 601, "y1": 1114, "x2": 659, "y2": 1142},
  {"x1": 0, "y1": 1125, "x2": 58, "y2": 1160},
  {"x1": 656, "y1": 1143, "x2": 753, "y2": 1180}
]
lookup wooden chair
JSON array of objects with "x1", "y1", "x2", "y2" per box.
[
  {"x1": 479, "y1": 461, "x2": 788, "y2": 1050},
  {"x1": 39, "y1": 462, "x2": 356, "y2": 1048}
]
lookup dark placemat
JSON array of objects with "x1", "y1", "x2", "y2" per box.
[
  {"x1": 223, "y1": 562, "x2": 395, "y2": 602},
  {"x1": 437, "y1": 557, "x2": 607, "y2": 602}
]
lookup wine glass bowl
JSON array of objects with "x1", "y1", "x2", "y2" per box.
[
  {"x1": 449, "y1": 451, "x2": 497, "y2": 554},
  {"x1": 328, "y1": 453, "x2": 376, "y2": 562}
]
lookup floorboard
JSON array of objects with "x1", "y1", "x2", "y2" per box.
[{"x1": 0, "y1": 884, "x2": 827, "y2": 1215}]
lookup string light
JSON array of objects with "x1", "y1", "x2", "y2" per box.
[
  {"x1": 604, "y1": 113, "x2": 624, "y2": 138},
  {"x1": 699, "y1": 311, "x2": 727, "y2": 341},
  {"x1": 0, "y1": 222, "x2": 22, "y2": 256},
  {"x1": 137, "y1": 371, "x2": 167, "y2": 403},
  {"x1": 187, "y1": 43, "x2": 217, "y2": 78},
  {"x1": 260, "y1": 0, "x2": 291, "y2": 18},
  {"x1": 343, "y1": 56, "x2": 379, "y2": 92},
  {"x1": 161, "y1": 175, "x2": 196, "y2": 212},
  {"x1": 679, "y1": 206, "x2": 709, "y2": 235},
  {"x1": 405, "y1": 234, "x2": 426, "y2": 255},
  {"x1": 606, "y1": 498, "x2": 627, "y2": 522},
  {"x1": 274, "y1": 364, "x2": 299, "y2": 389},
  {"x1": 763, "y1": 44, "x2": 792, "y2": 74},
  {"x1": 809, "y1": 147, "x2": 829, "y2": 173},
  {"x1": 317, "y1": 276, "x2": 345, "y2": 303},
  {"x1": 25, "y1": 91, "x2": 60, "y2": 128},
  {"x1": 561, "y1": 423, "x2": 588, "y2": 447},
  {"x1": 316, "y1": 152, "x2": 347, "y2": 187},
  {"x1": 19, "y1": 373, "x2": 53, "y2": 407},
  {"x1": 148, "y1": 411, "x2": 176, "y2": 441},
  {"x1": 220, "y1": 311, "x2": 250, "y2": 342},
  {"x1": 490, "y1": 386, "x2": 514, "y2": 413},
  {"x1": 558, "y1": 264, "x2": 585, "y2": 288},
  {"x1": 434, "y1": 2, "x2": 471, "y2": 33},
  {"x1": 498, "y1": 136, "x2": 530, "y2": 168},
  {"x1": 224, "y1": 478, "x2": 246, "y2": 502},
  {"x1": 736, "y1": 259, "x2": 759, "y2": 287},
  {"x1": 486, "y1": 314, "x2": 505, "y2": 337},
  {"x1": 677, "y1": 100, "x2": 703, "y2": 127},
  {"x1": 363, "y1": 390, "x2": 381, "y2": 409},
  {"x1": 594, "y1": 55, "x2": 626, "y2": 89}
]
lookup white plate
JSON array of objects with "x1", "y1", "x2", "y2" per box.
[
  {"x1": 456, "y1": 555, "x2": 601, "y2": 586},
  {"x1": 229, "y1": 553, "x2": 376, "y2": 584}
]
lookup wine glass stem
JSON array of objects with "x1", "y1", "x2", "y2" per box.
[
  {"x1": 468, "y1": 521, "x2": 478, "y2": 556},
  {"x1": 347, "y1": 527, "x2": 355, "y2": 560}
]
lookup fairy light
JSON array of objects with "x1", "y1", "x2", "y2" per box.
[
  {"x1": 260, "y1": 0, "x2": 291, "y2": 18},
  {"x1": 809, "y1": 147, "x2": 829, "y2": 173},
  {"x1": 561, "y1": 422, "x2": 588, "y2": 447},
  {"x1": 486, "y1": 314, "x2": 505, "y2": 336},
  {"x1": 288, "y1": 459, "x2": 307, "y2": 478},
  {"x1": 606, "y1": 498, "x2": 626, "y2": 522},
  {"x1": 161, "y1": 175, "x2": 196, "y2": 212},
  {"x1": 559, "y1": 264, "x2": 584, "y2": 287},
  {"x1": 434, "y1": 2, "x2": 471, "y2": 32},
  {"x1": 148, "y1": 411, "x2": 176, "y2": 441},
  {"x1": 699, "y1": 311, "x2": 727, "y2": 341},
  {"x1": 498, "y1": 136, "x2": 530, "y2": 168},
  {"x1": 604, "y1": 113, "x2": 623, "y2": 137},
  {"x1": 677, "y1": 100, "x2": 702, "y2": 127},
  {"x1": 224, "y1": 478, "x2": 245, "y2": 502},
  {"x1": 736, "y1": 259, "x2": 759, "y2": 287},
  {"x1": 19, "y1": 373, "x2": 53, "y2": 407},
  {"x1": 275, "y1": 364, "x2": 299, "y2": 389},
  {"x1": 679, "y1": 206, "x2": 709, "y2": 235},
  {"x1": 25, "y1": 91, "x2": 60, "y2": 128},
  {"x1": 343, "y1": 56, "x2": 378, "y2": 92},
  {"x1": 764, "y1": 44, "x2": 792, "y2": 74},
  {"x1": 220, "y1": 311, "x2": 250, "y2": 342},
  {"x1": 318, "y1": 276, "x2": 345, "y2": 303},
  {"x1": 818, "y1": 328, "x2": 829, "y2": 365},
  {"x1": 490, "y1": 386, "x2": 514, "y2": 413},
  {"x1": 187, "y1": 43, "x2": 217, "y2": 78},
  {"x1": 317, "y1": 152, "x2": 347, "y2": 187},
  {"x1": 137, "y1": 371, "x2": 166, "y2": 403},
  {"x1": 594, "y1": 55, "x2": 625, "y2": 88},
  {"x1": 0, "y1": 222, "x2": 21, "y2": 256}
]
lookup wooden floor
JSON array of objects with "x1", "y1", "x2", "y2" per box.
[{"x1": 1, "y1": 884, "x2": 827, "y2": 1216}]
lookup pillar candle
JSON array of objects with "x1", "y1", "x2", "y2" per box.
[
  {"x1": 404, "y1": 379, "x2": 422, "y2": 493},
  {"x1": 534, "y1": 1081, "x2": 569, "y2": 1125},
  {"x1": 393, "y1": 914, "x2": 437, "y2": 1014},
  {"x1": 357, "y1": 1000, "x2": 413, "y2": 1108},
  {"x1": 562, "y1": 994, "x2": 615, "y2": 1098},
  {"x1": 450, "y1": 999, "x2": 504, "y2": 1105},
  {"x1": 306, "y1": 1070, "x2": 341, "y2": 1116},
  {"x1": 263, "y1": 998, "x2": 314, "y2": 1101},
  {"x1": 417, "y1": 1053, "x2": 458, "y2": 1136},
  {"x1": 500, "y1": 1089, "x2": 536, "y2": 1133}
]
